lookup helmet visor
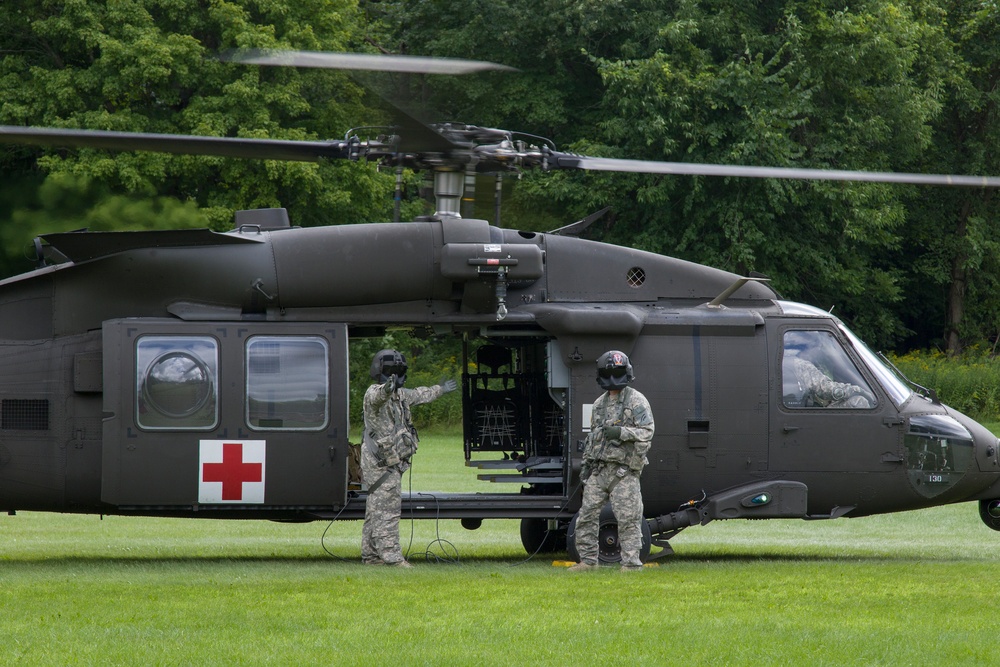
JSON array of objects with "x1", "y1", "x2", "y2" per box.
[
  {"x1": 382, "y1": 363, "x2": 408, "y2": 377},
  {"x1": 598, "y1": 366, "x2": 629, "y2": 380}
]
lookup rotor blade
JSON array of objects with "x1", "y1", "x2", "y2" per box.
[
  {"x1": 223, "y1": 50, "x2": 510, "y2": 155},
  {"x1": 550, "y1": 153, "x2": 1000, "y2": 188},
  {"x1": 392, "y1": 109, "x2": 465, "y2": 154},
  {"x1": 223, "y1": 49, "x2": 485, "y2": 154},
  {"x1": 0, "y1": 125, "x2": 351, "y2": 162},
  {"x1": 221, "y1": 49, "x2": 517, "y2": 75}
]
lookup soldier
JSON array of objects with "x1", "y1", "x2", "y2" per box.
[
  {"x1": 782, "y1": 331, "x2": 876, "y2": 409},
  {"x1": 785, "y1": 356, "x2": 875, "y2": 408},
  {"x1": 361, "y1": 348, "x2": 457, "y2": 567},
  {"x1": 569, "y1": 350, "x2": 655, "y2": 572}
]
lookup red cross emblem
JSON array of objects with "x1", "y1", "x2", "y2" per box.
[{"x1": 199, "y1": 440, "x2": 266, "y2": 503}]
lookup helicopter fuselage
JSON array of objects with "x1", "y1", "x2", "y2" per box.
[{"x1": 1, "y1": 213, "x2": 998, "y2": 555}]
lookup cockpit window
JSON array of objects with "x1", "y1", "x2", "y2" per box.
[
  {"x1": 777, "y1": 300, "x2": 913, "y2": 407},
  {"x1": 904, "y1": 414, "x2": 975, "y2": 498},
  {"x1": 782, "y1": 330, "x2": 876, "y2": 409},
  {"x1": 839, "y1": 326, "x2": 912, "y2": 407}
]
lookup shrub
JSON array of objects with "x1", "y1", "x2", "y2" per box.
[{"x1": 889, "y1": 347, "x2": 1000, "y2": 421}]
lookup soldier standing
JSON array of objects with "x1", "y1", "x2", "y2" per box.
[
  {"x1": 569, "y1": 350, "x2": 655, "y2": 572},
  {"x1": 361, "y1": 348, "x2": 457, "y2": 567}
]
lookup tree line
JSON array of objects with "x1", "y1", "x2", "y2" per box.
[{"x1": 0, "y1": 0, "x2": 997, "y2": 354}]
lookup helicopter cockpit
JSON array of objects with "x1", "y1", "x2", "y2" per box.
[
  {"x1": 778, "y1": 301, "x2": 912, "y2": 409},
  {"x1": 776, "y1": 301, "x2": 986, "y2": 501},
  {"x1": 781, "y1": 329, "x2": 877, "y2": 409}
]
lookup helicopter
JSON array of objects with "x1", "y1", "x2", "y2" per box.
[{"x1": 1, "y1": 50, "x2": 1000, "y2": 564}]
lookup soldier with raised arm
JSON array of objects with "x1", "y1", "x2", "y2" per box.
[{"x1": 361, "y1": 349, "x2": 457, "y2": 567}]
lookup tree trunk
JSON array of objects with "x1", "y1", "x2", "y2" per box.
[{"x1": 945, "y1": 200, "x2": 973, "y2": 356}]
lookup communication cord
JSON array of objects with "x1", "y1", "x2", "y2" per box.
[
  {"x1": 506, "y1": 476, "x2": 583, "y2": 567},
  {"x1": 320, "y1": 494, "x2": 359, "y2": 561},
  {"x1": 403, "y1": 458, "x2": 460, "y2": 564}
]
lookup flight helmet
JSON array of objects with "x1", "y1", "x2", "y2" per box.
[
  {"x1": 371, "y1": 349, "x2": 407, "y2": 388},
  {"x1": 597, "y1": 350, "x2": 634, "y2": 390}
]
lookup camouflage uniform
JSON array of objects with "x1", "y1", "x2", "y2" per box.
[
  {"x1": 576, "y1": 385, "x2": 655, "y2": 568},
  {"x1": 361, "y1": 379, "x2": 447, "y2": 565},
  {"x1": 788, "y1": 357, "x2": 874, "y2": 408}
]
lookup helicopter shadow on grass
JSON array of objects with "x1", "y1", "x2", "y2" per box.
[{"x1": 1, "y1": 548, "x2": 991, "y2": 569}]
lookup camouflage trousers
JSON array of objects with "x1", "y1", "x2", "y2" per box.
[
  {"x1": 575, "y1": 462, "x2": 644, "y2": 567},
  {"x1": 360, "y1": 443, "x2": 404, "y2": 564}
]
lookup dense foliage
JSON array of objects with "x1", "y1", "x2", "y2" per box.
[
  {"x1": 0, "y1": 0, "x2": 998, "y2": 354},
  {"x1": 367, "y1": 0, "x2": 1000, "y2": 352},
  {"x1": 891, "y1": 347, "x2": 1000, "y2": 421},
  {"x1": 0, "y1": 0, "x2": 411, "y2": 275}
]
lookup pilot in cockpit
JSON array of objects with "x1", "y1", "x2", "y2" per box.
[{"x1": 782, "y1": 331, "x2": 876, "y2": 409}]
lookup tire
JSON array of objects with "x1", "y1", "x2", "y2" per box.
[
  {"x1": 519, "y1": 517, "x2": 566, "y2": 554},
  {"x1": 566, "y1": 503, "x2": 652, "y2": 564},
  {"x1": 979, "y1": 499, "x2": 1000, "y2": 531}
]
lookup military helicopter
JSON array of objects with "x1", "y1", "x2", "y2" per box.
[{"x1": 1, "y1": 50, "x2": 1000, "y2": 563}]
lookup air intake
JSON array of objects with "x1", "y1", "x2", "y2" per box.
[
  {"x1": 1, "y1": 399, "x2": 49, "y2": 431},
  {"x1": 234, "y1": 208, "x2": 292, "y2": 231}
]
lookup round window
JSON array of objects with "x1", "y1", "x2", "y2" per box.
[{"x1": 142, "y1": 351, "x2": 213, "y2": 418}]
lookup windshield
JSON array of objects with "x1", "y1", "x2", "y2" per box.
[
  {"x1": 782, "y1": 330, "x2": 877, "y2": 409},
  {"x1": 778, "y1": 301, "x2": 914, "y2": 407},
  {"x1": 840, "y1": 326, "x2": 912, "y2": 407}
]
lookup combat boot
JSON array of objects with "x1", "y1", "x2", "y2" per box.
[{"x1": 567, "y1": 561, "x2": 598, "y2": 571}]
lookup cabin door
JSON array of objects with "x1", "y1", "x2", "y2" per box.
[
  {"x1": 768, "y1": 322, "x2": 899, "y2": 473},
  {"x1": 101, "y1": 319, "x2": 350, "y2": 509}
]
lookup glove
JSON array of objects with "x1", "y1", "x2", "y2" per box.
[
  {"x1": 383, "y1": 375, "x2": 397, "y2": 395},
  {"x1": 383, "y1": 453, "x2": 400, "y2": 468},
  {"x1": 440, "y1": 378, "x2": 458, "y2": 393},
  {"x1": 580, "y1": 461, "x2": 593, "y2": 482},
  {"x1": 856, "y1": 387, "x2": 876, "y2": 405},
  {"x1": 603, "y1": 425, "x2": 622, "y2": 442}
]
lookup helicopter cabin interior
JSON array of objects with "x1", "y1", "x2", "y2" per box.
[{"x1": 460, "y1": 339, "x2": 567, "y2": 491}]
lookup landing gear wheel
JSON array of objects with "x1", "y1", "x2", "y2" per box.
[
  {"x1": 566, "y1": 505, "x2": 635, "y2": 563},
  {"x1": 519, "y1": 518, "x2": 567, "y2": 555},
  {"x1": 566, "y1": 504, "x2": 652, "y2": 564},
  {"x1": 979, "y1": 499, "x2": 1000, "y2": 531}
]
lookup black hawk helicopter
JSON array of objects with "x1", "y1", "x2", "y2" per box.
[{"x1": 1, "y1": 50, "x2": 1000, "y2": 562}]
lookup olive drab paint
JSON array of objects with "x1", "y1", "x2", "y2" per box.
[{"x1": 1, "y1": 51, "x2": 999, "y2": 561}]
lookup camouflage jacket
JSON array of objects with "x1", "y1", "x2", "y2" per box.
[
  {"x1": 362, "y1": 381, "x2": 446, "y2": 464},
  {"x1": 787, "y1": 357, "x2": 872, "y2": 408},
  {"x1": 582, "y1": 386, "x2": 655, "y2": 471}
]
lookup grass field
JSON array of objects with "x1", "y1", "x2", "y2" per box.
[{"x1": 3, "y1": 432, "x2": 1000, "y2": 665}]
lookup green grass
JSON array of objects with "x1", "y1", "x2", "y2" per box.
[{"x1": 3, "y1": 433, "x2": 1000, "y2": 665}]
